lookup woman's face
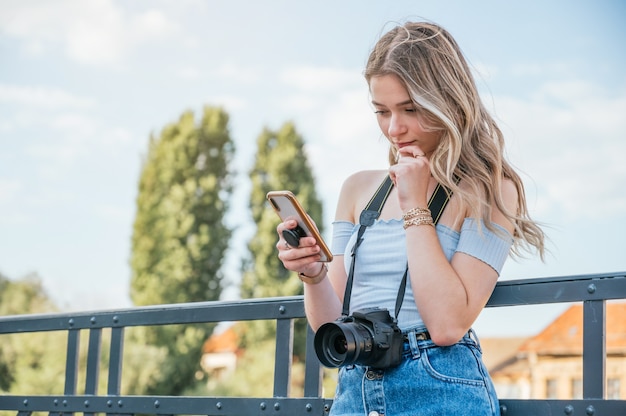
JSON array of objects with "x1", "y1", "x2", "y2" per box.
[{"x1": 369, "y1": 74, "x2": 441, "y2": 158}]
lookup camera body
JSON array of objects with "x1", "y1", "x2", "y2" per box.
[{"x1": 314, "y1": 307, "x2": 404, "y2": 369}]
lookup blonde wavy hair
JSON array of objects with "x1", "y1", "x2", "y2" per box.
[{"x1": 365, "y1": 21, "x2": 545, "y2": 259}]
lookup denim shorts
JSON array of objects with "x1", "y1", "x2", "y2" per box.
[{"x1": 329, "y1": 328, "x2": 500, "y2": 416}]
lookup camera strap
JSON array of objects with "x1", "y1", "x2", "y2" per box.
[{"x1": 341, "y1": 175, "x2": 453, "y2": 320}]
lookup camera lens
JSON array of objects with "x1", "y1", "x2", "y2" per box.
[
  {"x1": 332, "y1": 334, "x2": 348, "y2": 354},
  {"x1": 314, "y1": 321, "x2": 374, "y2": 368}
]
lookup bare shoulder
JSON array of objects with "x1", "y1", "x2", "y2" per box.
[
  {"x1": 342, "y1": 170, "x2": 388, "y2": 190},
  {"x1": 500, "y1": 177, "x2": 519, "y2": 211},
  {"x1": 491, "y1": 178, "x2": 519, "y2": 233},
  {"x1": 335, "y1": 170, "x2": 389, "y2": 223}
]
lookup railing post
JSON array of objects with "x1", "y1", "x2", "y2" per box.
[
  {"x1": 108, "y1": 326, "x2": 125, "y2": 395},
  {"x1": 64, "y1": 328, "x2": 80, "y2": 395},
  {"x1": 85, "y1": 328, "x2": 102, "y2": 395},
  {"x1": 273, "y1": 317, "x2": 294, "y2": 397},
  {"x1": 303, "y1": 325, "x2": 323, "y2": 397},
  {"x1": 582, "y1": 299, "x2": 606, "y2": 399}
]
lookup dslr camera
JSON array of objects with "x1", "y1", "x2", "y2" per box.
[{"x1": 314, "y1": 307, "x2": 404, "y2": 369}]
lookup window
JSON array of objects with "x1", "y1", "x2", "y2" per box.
[
  {"x1": 546, "y1": 378, "x2": 558, "y2": 399},
  {"x1": 571, "y1": 378, "x2": 582, "y2": 399},
  {"x1": 607, "y1": 378, "x2": 621, "y2": 399}
]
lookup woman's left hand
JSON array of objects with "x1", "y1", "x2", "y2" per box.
[{"x1": 388, "y1": 145, "x2": 431, "y2": 210}]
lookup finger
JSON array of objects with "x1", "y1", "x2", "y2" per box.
[
  {"x1": 276, "y1": 219, "x2": 296, "y2": 233},
  {"x1": 388, "y1": 168, "x2": 397, "y2": 185},
  {"x1": 397, "y1": 145, "x2": 426, "y2": 159}
]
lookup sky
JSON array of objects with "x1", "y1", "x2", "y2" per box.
[{"x1": 1, "y1": 0, "x2": 625, "y2": 337}]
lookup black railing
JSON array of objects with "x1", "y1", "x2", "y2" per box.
[{"x1": 0, "y1": 271, "x2": 625, "y2": 415}]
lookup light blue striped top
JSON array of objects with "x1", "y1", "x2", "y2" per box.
[{"x1": 331, "y1": 218, "x2": 514, "y2": 330}]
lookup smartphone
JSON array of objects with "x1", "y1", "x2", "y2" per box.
[{"x1": 266, "y1": 191, "x2": 333, "y2": 263}]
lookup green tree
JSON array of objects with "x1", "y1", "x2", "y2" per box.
[
  {"x1": 239, "y1": 121, "x2": 325, "y2": 359},
  {"x1": 129, "y1": 106, "x2": 235, "y2": 395},
  {"x1": 241, "y1": 121, "x2": 324, "y2": 299},
  {"x1": 0, "y1": 272, "x2": 65, "y2": 395}
]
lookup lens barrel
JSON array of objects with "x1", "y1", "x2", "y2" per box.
[{"x1": 314, "y1": 320, "x2": 374, "y2": 368}]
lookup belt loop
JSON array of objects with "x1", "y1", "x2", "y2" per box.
[
  {"x1": 468, "y1": 328, "x2": 482, "y2": 351},
  {"x1": 407, "y1": 330, "x2": 421, "y2": 359}
]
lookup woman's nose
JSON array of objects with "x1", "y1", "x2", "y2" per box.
[{"x1": 388, "y1": 113, "x2": 407, "y2": 138}]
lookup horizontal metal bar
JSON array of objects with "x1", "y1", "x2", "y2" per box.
[
  {"x1": 3, "y1": 396, "x2": 625, "y2": 415},
  {"x1": 0, "y1": 395, "x2": 332, "y2": 416},
  {"x1": 0, "y1": 296, "x2": 306, "y2": 334},
  {"x1": 1, "y1": 273, "x2": 624, "y2": 334},
  {"x1": 487, "y1": 272, "x2": 626, "y2": 307},
  {"x1": 495, "y1": 271, "x2": 626, "y2": 287},
  {"x1": 499, "y1": 399, "x2": 626, "y2": 415}
]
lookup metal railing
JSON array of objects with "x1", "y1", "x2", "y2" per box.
[{"x1": 0, "y1": 271, "x2": 625, "y2": 415}]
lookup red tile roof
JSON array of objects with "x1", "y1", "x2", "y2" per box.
[
  {"x1": 518, "y1": 302, "x2": 626, "y2": 355},
  {"x1": 202, "y1": 324, "x2": 239, "y2": 354}
]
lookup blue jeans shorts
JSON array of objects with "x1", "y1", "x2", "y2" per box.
[{"x1": 329, "y1": 328, "x2": 500, "y2": 416}]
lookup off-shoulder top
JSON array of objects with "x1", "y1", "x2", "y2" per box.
[{"x1": 331, "y1": 218, "x2": 513, "y2": 330}]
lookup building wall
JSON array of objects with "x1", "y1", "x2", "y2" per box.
[{"x1": 491, "y1": 354, "x2": 625, "y2": 400}]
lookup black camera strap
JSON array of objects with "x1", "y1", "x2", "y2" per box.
[{"x1": 341, "y1": 175, "x2": 453, "y2": 320}]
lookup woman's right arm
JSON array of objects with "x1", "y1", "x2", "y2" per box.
[
  {"x1": 276, "y1": 174, "x2": 362, "y2": 330},
  {"x1": 276, "y1": 218, "x2": 345, "y2": 330}
]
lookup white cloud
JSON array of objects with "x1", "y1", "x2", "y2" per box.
[
  {"x1": 208, "y1": 95, "x2": 248, "y2": 112},
  {"x1": 20, "y1": 112, "x2": 135, "y2": 175},
  {"x1": 0, "y1": 0, "x2": 181, "y2": 66},
  {"x1": 0, "y1": 179, "x2": 30, "y2": 226},
  {"x1": 211, "y1": 63, "x2": 261, "y2": 84},
  {"x1": 495, "y1": 79, "x2": 626, "y2": 221},
  {"x1": 50, "y1": 113, "x2": 97, "y2": 136},
  {"x1": 101, "y1": 127, "x2": 134, "y2": 146},
  {"x1": 131, "y1": 9, "x2": 178, "y2": 41},
  {"x1": 471, "y1": 62, "x2": 499, "y2": 84},
  {"x1": 280, "y1": 66, "x2": 363, "y2": 92},
  {"x1": 0, "y1": 84, "x2": 95, "y2": 109},
  {"x1": 177, "y1": 66, "x2": 201, "y2": 80},
  {"x1": 94, "y1": 203, "x2": 131, "y2": 224},
  {"x1": 510, "y1": 62, "x2": 574, "y2": 78},
  {"x1": 0, "y1": 178, "x2": 21, "y2": 205}
]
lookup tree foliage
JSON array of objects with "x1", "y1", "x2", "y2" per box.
[
  {"x1": 239, "y1": 122, "x2": 325, "y2": 357},
  {"x1": 0, "y1": 272, "x2": 65, "y2": 395},
  {"x1": 129, "y1": 106, "x2": 235, "y2": 394},
  {"x1": 241, "y1": 121, "x2": 324, "y2": 299}
]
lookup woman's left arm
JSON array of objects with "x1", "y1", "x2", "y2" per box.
[{"x1": 405, "y1": 179, "x2": 518, "y2": 346}]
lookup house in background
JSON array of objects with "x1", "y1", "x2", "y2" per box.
[
  {"x1": 201, "y1": 323, "x2": 240, "y2": 387},
  {"x1": 482, "y1": 302, "x2": 626, "y2": 400}
]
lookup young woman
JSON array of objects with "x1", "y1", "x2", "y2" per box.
[{"x1": 276, "y1": 21, "x2": 545, "y2": 416}]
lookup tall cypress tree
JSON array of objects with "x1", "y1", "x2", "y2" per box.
[
  {"x1": 130, "y1": 106, "x2": 235, "y2": 394},
  {"x1": 239, "y1": 122, "x2": 324, "y2": 357},
  {"x1": 241, "y1": 121, "x2": 324, "y2": 299}
]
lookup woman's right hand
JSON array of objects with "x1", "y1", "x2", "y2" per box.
[{"x1": 276, "y1": 219, "x2": 325, "y2": 276}]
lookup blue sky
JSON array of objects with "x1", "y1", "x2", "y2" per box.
[{"x1": 1, "y1": 0, "x2": 624, "y2": 337}]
